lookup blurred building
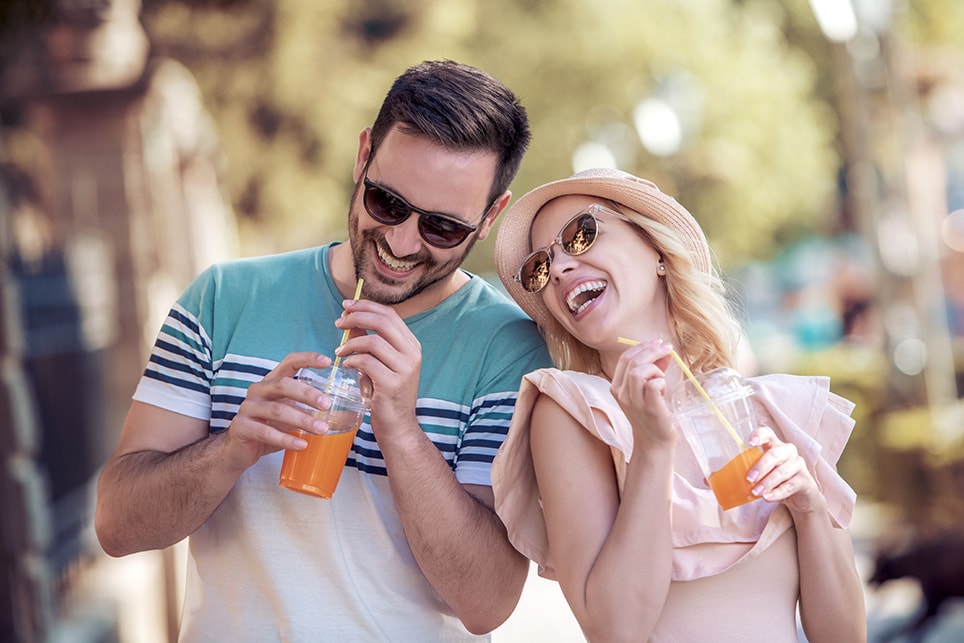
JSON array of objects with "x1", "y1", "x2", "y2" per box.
[{"x1": 1, "y1": 1, "x2": 236, "y2": 641}]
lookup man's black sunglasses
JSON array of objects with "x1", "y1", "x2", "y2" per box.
[{"x1": 362, "y1": 175, "x2": 492, "y2": 249}]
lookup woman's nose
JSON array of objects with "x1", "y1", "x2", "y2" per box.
[{"x1": 548, "y1": 245, "x2": 580, "y2": 277}]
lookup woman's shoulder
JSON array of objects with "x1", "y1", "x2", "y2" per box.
[
  {"x1": 523, "y1": 367, "x2": 610, "y2": 395},
  {"x1": 519, "y1": 368, "x2": 634, "y2": 458}
]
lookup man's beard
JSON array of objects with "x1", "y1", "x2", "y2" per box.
[{"x1": 346, "y1": 191, "x2": 477, "y2": 305}]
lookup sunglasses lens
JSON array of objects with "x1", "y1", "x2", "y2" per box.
[
  {"x1": 561, "y1": 214, "x2": 597, "y2": 255},
  {"x1": 419, "y1": 215, "x2": 471, "y2": 249},
  {"x1": 365, "y1": 185, "x2": 409, "y2": 224},
  {"x1": 364, "y1": 180, "x2": 475, "y2": 248},
  {"x1": 516, "y1": 212, "x2": 599, "y2": 293},
  {"x1": 518, "y1": 251, "x2": 552, "y2": 293}
]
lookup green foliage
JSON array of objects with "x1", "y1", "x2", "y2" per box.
[
  {"x1": 906, "y1": 0, "x2": 964, "y2": 49},
  {"x1": 462, "y1": 0, "x2": 841, "y2": 272},
  {"x1": 132, "y1": 0, "x2": 950, "y2": 274}
]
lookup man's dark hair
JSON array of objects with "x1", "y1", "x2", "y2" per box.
[{"x1": 369, "y1": 59, "x2": 531, "y2": 206}]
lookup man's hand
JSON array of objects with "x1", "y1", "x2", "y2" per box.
[
  {"x1": 96, "y1": 351, "x2": 338, "y2": 556},
  {"x1": 333, "y1": 300, "x2": 422, "y2": 444},
  {"x1": 224, "y1": 352, "x2": 339, "y2": 469}
]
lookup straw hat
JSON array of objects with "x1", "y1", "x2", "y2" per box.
[{"x1": 495, "y1": 167, "x2": 711, "y2": 327}]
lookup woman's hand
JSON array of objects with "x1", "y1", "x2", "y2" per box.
[
  {"x1": 609, "y1": 339, "x2": 677, "y2": 450},
  {"x1": 745, "y1": 426, "x2": 826, "y2": 516}
]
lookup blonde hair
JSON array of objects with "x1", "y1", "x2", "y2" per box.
[{"x1": 538, "y1": 201, "x2": 742, "y2": 376}]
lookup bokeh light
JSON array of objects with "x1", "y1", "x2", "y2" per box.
[{"x1": 941, "y1": 209, "x2": 964, "y2": 252}]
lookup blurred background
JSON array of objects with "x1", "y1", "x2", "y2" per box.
[{"x1": 2, "y1": 0, "x2": 964, "y2": 641}]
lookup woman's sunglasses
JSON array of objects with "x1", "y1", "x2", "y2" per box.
[
  {"x1": 363, "y1": 175, "x2": 490, "y2": 249},
  {"x1": 514, "y1": 205, "x2": 608, "y2": 293}
]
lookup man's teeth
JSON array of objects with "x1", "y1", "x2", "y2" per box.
[
  {"x1": 566, "y1": 280, "x2": 606, "y2": 313},
  {"x1": 377, "y1": 244, "x2": 417, "y2": 271}
]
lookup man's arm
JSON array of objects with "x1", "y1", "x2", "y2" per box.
[
  {"x1": 96, "y1": 353, "x2": 336, "y2": 557},
  {"x1": 335, "y1": 300, "x2": 529, "y2": 634},
  {"x1": 378, "y1": 427, "x2": 529, "y2": 635},
  {"x1": 95, "y1": 403, "x2": 243, "y2": 556}
]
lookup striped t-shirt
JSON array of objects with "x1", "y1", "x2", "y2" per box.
[{"x1": 133, "y1": 243, "x2": 551, "y2": 641}]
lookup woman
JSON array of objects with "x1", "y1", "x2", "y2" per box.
[{"x1": 491, "y1": 168, "x2": 866, "y2": 642}]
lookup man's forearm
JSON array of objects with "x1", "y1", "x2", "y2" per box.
[
  {"x1": 380, "y1": 430, "x2": 528, "y2": 634},
  {"x1": 95, "y1": 434, "x2": 241, "y2": 557}
]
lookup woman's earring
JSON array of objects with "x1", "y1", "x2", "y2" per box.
[{"x1": 657, "y1": 262, "x2": 666, "y2": 274}]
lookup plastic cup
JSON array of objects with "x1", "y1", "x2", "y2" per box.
[
  {"x1": 279, "y1": 365, "x2": 372, "y2": 499},
  {"x1": 672, "y1": 367, "x2": 763, "y2": 510}
]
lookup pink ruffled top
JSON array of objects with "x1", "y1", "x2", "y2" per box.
[{"x1": 491, "y1": 369, "x2": 857, "y2": 641}]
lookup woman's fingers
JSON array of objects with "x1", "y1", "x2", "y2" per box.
[{"x1": 745, "y1": 427, "x2": 823, "y2": 508}]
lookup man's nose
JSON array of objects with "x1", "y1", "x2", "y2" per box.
[{"x1": 383, "y1": 214, "x2": 424, "y2": 257}]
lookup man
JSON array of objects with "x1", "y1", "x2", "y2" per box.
[{"x1": 95, "y1": 60, "x2": 550, "y2": 641}]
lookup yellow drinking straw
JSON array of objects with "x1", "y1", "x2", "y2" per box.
[
  {"x1": 617, "y1": 337, "x2": 745, "y2": 448},
  {"x1": 328, "y1": 278, "x2": 364, "y2": 386}
]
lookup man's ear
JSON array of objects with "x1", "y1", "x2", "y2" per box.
[
  {"x1": 352, "y1": 127, "x2": 373, "y2": 184},
  {"x1": 474, "y1": 191, "x2": 512, "y2": 242}
]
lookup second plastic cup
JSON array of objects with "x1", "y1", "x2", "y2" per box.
[
  {"x1": 279, "y1": 365, "x2": 372, "y2": 499},
  {"x1": 672, "y1": 367, "x2": 763, "y2": 510}
]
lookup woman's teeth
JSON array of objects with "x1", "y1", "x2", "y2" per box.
[{"x1": 566, "y1": 280, "x2": 606, "y2": 314}]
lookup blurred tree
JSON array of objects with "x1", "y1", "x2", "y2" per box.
[
  {"x1": 5, "y1": 0, "x2": 960, "y2": 274},
  {"x1": 480, "y1": 0, "x2": 841, "y2": 269},
  {"x1": 131, "y1": 0, "x2": 838, "y2": 273},
  {"x1": 905, "y1": 0, "x2": 964, "y2": 48}
]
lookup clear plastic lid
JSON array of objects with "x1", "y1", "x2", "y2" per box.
[
  {"x1": 295, "y1": 366, "x2": 373, "y2": 404},
  {"x1": 671, "y1": 367, "x2": 753, "y2": 415}
]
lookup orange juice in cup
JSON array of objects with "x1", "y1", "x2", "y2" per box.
[
  {"x1": 672, "y1": 367, "x2": 762, "y2": 511},
  {"x1": 279, "y1": 365, "x2": 371, "y2": 499},
  {"x1": 707, "y1": 445, "x2": 764, "y2": 510}
]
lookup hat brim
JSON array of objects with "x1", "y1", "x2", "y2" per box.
[{"x1": 495, "y1": 168, "x2": 710, "y2": 327}]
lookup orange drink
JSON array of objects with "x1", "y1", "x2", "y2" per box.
[
  {"x1": 279, "y1": 366, "x2": 371, "y2": 499},
  {"x1": 280, "y1": 422, "x2": 361, "y2": 499},
  {"x1": 708, "y1": 446, "x2": 764, "y2": 510},
  {"x1": 672, "y1": 367, "x2": 762, "y2": 511}
]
